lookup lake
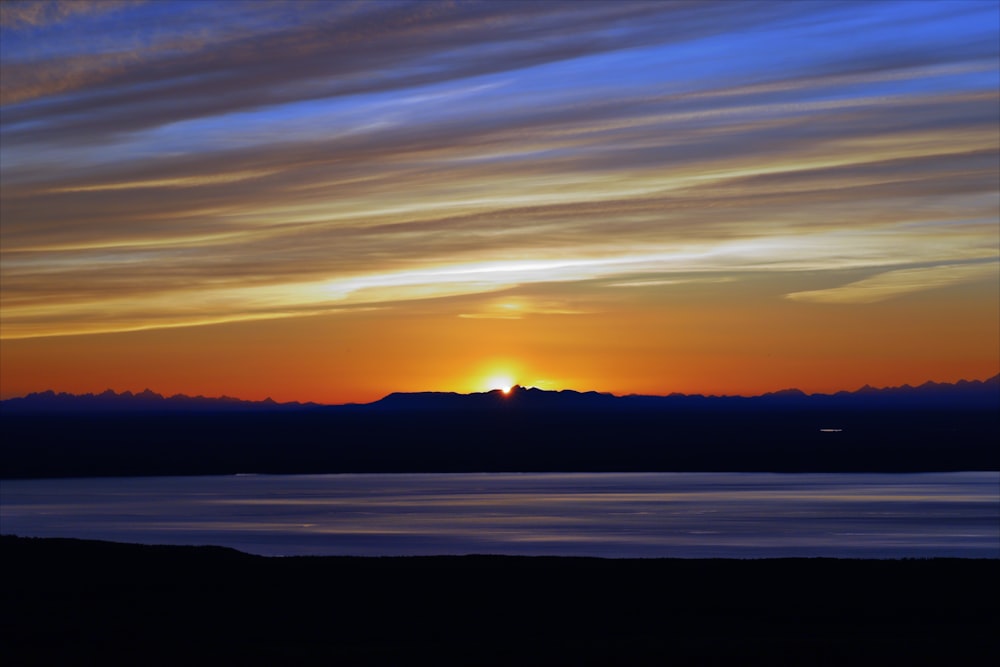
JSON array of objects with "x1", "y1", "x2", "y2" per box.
[{"x1": 2, "y1": 472, "x2": 997, "y2": 558}]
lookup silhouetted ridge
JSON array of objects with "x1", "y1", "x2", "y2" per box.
[
  {"x1": 2, "y1": 375, "x2": 998, "y2": 478},
  {"x1": 0, "y1": 389, "x2": 321, "y2": 414},
  {"x1": 2, "y1": 375, "x2": 999, "y2": 415},
  {"x1": 368, "y1": 376, "x2": 999, "y2": 412},
  {"x1": 371, "y1": 385, "x2": 619, "y2": 411}
]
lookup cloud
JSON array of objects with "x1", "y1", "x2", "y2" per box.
[
  {"x1": 1, "y1": 0, "x2": 891, "y2": 146},
  {"x1": 785, "y1": 262, "x2": 1000, "y2": 304},
  {"x1": 1, "y1": 1, "x2": 997, "y2": 339},
  {"x1": 458, "y1": 296, "x2": 589, "y2": 320},
  {"x1": 0, "y1": 2, "x2": 674, "y2": 138},
  {"x1": 0, "y1": 0, "x2": 138, "y2": 29}
]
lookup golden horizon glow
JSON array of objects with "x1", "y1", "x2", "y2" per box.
[{"x1": 483, "y1": 372, "x2": 516, "y2": 395}]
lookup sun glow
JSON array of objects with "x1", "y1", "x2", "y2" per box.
[{"x1": 485, "y1": 374, "x2": 515, "y2": 394}]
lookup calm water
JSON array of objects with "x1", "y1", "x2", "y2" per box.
[{"x1": 2, "y1": 472, "x2": 997, "y2": 558}]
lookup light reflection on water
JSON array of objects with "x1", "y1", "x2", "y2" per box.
[{"x1": 1, "y1": 472, "x2": 997, "y2": 558}]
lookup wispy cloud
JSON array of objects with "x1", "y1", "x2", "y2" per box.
[
  {"x1": 458, "y1": 296, "x2": 589, "y2": 320},
  {"x1": 785, "y1": 261, "x2": 999, "y2": 304},
  {"x1": 0, "y1": 0, "x2": 138, "y2": 29},
  {"x1": 1, "y1": 0, "x2": 998, "y2": 340}
]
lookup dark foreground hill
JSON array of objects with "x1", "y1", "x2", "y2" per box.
[
  {"x1": 2, "y1": 377, "x2": 998, "y2": 477},
  {"x1": 2, "y1": 535, "x2": 997, "y2": 667}
]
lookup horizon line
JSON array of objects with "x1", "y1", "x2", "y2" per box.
[{"x1": 3, "y1": 374, "x2": 998, "y2": 408}]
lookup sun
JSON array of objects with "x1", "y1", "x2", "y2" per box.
[{"x1": 485, "y1": 374, "x2": 515, "y2": 394}]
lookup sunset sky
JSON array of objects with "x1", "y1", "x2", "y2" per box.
[{"x1": 1, "y1": 0, "x2": 998, "y2": 403}]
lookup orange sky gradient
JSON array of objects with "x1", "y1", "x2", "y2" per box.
[{"x1": 3, "y1": 271, "x2": 996, "y2": 404}]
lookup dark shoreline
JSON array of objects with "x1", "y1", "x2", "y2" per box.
[{"x1": 3, "y1": 535, "x2": 998, "y2": 666}]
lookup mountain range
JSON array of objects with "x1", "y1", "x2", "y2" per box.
[
  {"x1": 3, "y1": 376, "x2": 997, "y2": 477},
  {"x1": 3, "y1": 375, "x2": 997, "y2": 414}
]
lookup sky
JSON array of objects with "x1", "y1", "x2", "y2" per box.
[{"x1": 1, "y1": 0, "x2": 998, "y2": 403}]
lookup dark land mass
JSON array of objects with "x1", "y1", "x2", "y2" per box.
[
  {"x1": 2, "y1": 535, "x2": 997, "y2": 666},
  {"x1": 2, "y1": 376, "x2": 998, "y2": 478}
]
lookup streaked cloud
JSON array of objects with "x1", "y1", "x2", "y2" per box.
[
  {"x1": 1, "y1": 0, "x2": 998, "y2": 341},
  {"x1": 785, "y1": 261, "x2": 999, "y2": 304},
  {"x1": 458, "y1": 297, "x2": 589, "y2": 320},
  {"x1": 0, "y1": 0, "x2": 138, "y2": 29},
  {"x1": 49, "y1": 168, "x2": 279, "y2": 193}
]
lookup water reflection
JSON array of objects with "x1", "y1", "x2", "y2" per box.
[{"x1": 2, "y1": 472, "x2": 997, "y2": 558}]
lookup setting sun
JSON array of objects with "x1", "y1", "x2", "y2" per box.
[{"x1": 485, "y1": 375, "x2": 515, "y2": 394}]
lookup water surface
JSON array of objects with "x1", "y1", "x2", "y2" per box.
[{"x1": 2, "y1": 472, "x2": 997, "y2": 558}]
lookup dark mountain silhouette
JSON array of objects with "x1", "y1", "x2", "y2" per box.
[
  {"x1": 3, "y1": 375, "x2": 997, "y2": 414},
  {"x1": 2, "y1": 376, "x2": 997, "y2": 478},
  {"x1": 375, "y1": 375, "x2": 999, "y2": 411},
  {"x1": 372, "y1": 386, "x2": 622, "y2": 412},
  {"x1": 0, "y1": 388, "x2": 322, "y2": 414}
]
